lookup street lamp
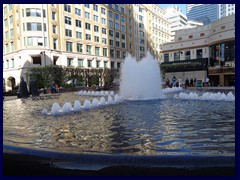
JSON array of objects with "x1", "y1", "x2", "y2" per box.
[
  {"x1": 179, "y1": 51, "x2": 183, "y2": 61},
  {"x1": 40, "y1": 51, "x2": 46, "y2": 66}
]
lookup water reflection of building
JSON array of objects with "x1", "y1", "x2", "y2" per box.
[{"x1": 160, "y1": 14, "x2": 235, "y2": 87}]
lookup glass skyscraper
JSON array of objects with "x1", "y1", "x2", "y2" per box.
[
  {"x1": 186, "y1": 4, "x2": 219, "y2": 24},
  {"x1": 187, "y1": 4, "x2": 235, "y2": 25}
]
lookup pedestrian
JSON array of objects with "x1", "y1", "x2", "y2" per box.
[
  {"x1": 172, "y1": 76, "x2": 176, "y2": 87},
  {"x1": 190, "y1": 78, "x2": 193, "y2": 87},
  {"x1": 50, "y1": 83, "x2": 56, "y2": 93},
  {"x1": 185, "y1": 78, "x2": 189, "y2": 88},
  {"x1": 166, "y1": 78, "x2": 170, "y2": 88},
  {"x1": 205, "y1": 77, "x2": 209, "y2": 87},
  {"x1": 193, "y1": 78, "x2": 197, "y2": 87}
]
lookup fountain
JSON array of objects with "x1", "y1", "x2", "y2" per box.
[
  {"x1": 119, "y1": 52, "x2": 164, "y2": 100},
  {"x1": 3, "y1": 52, "x2": 235, "y2": 175}
]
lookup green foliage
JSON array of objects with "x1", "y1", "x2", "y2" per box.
[{"x1": 26, "y1": 66, "x2": 119, "y2": 89}]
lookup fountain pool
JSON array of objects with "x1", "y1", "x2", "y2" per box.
[{"x1": 3, "y1": 52, "x2": 235, "y2": 174}]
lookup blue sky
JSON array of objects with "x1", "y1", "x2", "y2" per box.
[{"x1": 158, "y1": 4, "x2": 187, "y2": 15}]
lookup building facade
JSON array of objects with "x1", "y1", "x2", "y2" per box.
[
  {"x1": 163, "y1": 6, "x2": 188, "y2": 41},
  {"x1": 160, "y1": 15, "x2": 235, "y2": 87},
  {"x1": 3, "y1": 4, "x2": 171, "y2": 91}
]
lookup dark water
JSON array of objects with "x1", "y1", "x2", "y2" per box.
[{"x1": 3, "y1": 92, "x2": 235, "y2": 156}]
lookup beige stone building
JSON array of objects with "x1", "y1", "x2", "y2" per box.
[
  {"x1": 3, "y1": 4, "x2": 171, "y2": 91},
  {"x1": 160, "y1": 15, "x2": 235, "y2": 86}
]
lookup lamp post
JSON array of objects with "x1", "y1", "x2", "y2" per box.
[
  {"x1": 40, "y1": 51, "x2": 46, "y2": 66},
  {"x1": 179, "y1": 51, "x2": 183, "y2": 61}
]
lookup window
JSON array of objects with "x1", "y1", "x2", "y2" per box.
[
  {"x1": 111, "y1": 62, "x2": 115, "y2": 68},
  {"x1": 104, "y1": 61, "x2": 108, "y2": 68},
  {"x1": 109, "y1": 11, "x2": 113, "y2": 18},
  {"x1": 76, "y1": 20, "x2": 82, "y2": 28},
  {"x1": 10, "y1": 42, "x2": 14, "y2": 52},
  {"x1": 10, "y1": 29, "x2": 13, "y2": 37},
  {"x1": 4, "y1": 6, "x2": 7, "y2": 14},
  {"x1": 139, "y1": 15, "x2": 143, "y2": 21},
  {"x1": 96, "y1": 61, "x2": 100, "y2": 68},
  {"x1": 109, "y1": 30, "x2": 113, "y2": 36},
  {"x1": 121, "y1": 16, "x2": 125, "y2": 22},
  {"x1": 115, "y1": 4, "x2": 119, "y2": 11},
  {"x1": 4, "y1": 19, "x2": 8, "y2": 27},
  {"x1": 102, "y1": 38, "x2": 107, "y2": 44},
  {"x1": 75, "y1": 8, "x2": 81, "y2": 16},
  {"x1": 76, "y1": 31, "x2": 82, "y2": 39},
  {"x1": 185, "y1": 51, "x2": 190, "y2": 60},
  {"x1": 178, "y1": 37, "x2": 182, "y2": 41},
  {"x1": 9, "y1": 16, "x2": 13, "y2": 24},
  {"x1": 121, "y1": 7, "x2": 124, "y2": 14},
  {"x1": 122, "y1": 43, "x2": 125, "y2": 48},
  {"x1": 140, "y1": 39, "x2": 144, "y2": 44},
  {"x1": 197, "y1": 49, "x2": 202, "y2": 59},
  {"x1": 122, "y1": 34, "x2": 125, "y2": 40},
  {"x1": 66, "y1": 41, "x2": 73, "y2": 52},
  {"x1": 93, "y1": 4, "x2": 98, "y2": 11},
  {"x1": 103, "y1": 48, "x2": 107, "y2": 56},
  {"x1": 5, "y1": 31, "x2": 8, "y2": 39},
  {"x1": 189, "y1": 35, "x2": 193, "y2": 39},
  {"x1": 139, "y1": 23, "x2": 144, "y2": 28},
  {"x1": 85, "y1": 4, "x2": 90, "y2": 8},
  {"x1": 94, "y1": 25, "x2": 99, "y2": 32},
  {"x1": 65, "y1": 16, "x2": 72, "y2": 25},
  {"x1": 67, "y1": 58, "x2": 74, "y2": 66},
  {"x1": 77, "y1": 43, "x2": 83, "y2": 52},
  {"x1": 221, "y1": 26, "x2": 225, "y2": 30},
  {"x1": 86, "y1": 34, "x2": 91, "y2": 40},
  {"x1": 108, "y1": 4, "x2": 112, "y2": 8},
  {"x1": 115, "y1": 23, "x2": 119, "y2": 29},
  {"x1": 110, "y1": 49, "x2": 114, "y2": 57},
  {"x1": 52, "y1": 25, "x2": 57, "y2": 33},
  {"x1": 95, "y1": 47, "x2": 100, "y2": 56},
  {"x1": 123, "y1": 51, "x2": 126, "y2": 58},
  {"x1": 94, "y1": 15, "x2": 98, "y2": 22},
  {"x1": 101, "y1": 18, "x2": 106, "y2": 24},
  {"x1": 116, "y1": 32, "x2": 119, "y2": 38},
  {"x1": 116, "y1": 41, "x2": 119, "y2": 47},
  {"x1": 94, "y1": 36, "x2": 99, "y2": 42},
  {"x1": 65, "y1": 29, "x2": 72, "y2": 37},
  {"x1": 116, "y1": 50, "x2": 120, "y2": 58},
  {"x1": 109, "y1": 39, "x2": 114, "y2": 46},
  {"x1": 85, "y1": 23, "x2": 91, "y2": 30},
  {"x1": 174, "y1": 52, "x2": 180, "y2": 61},
  {"x1": 78, "y1": 59, "x2": 83, "y2": 67},
  {"x1": 88, "y1": 60, "x2": 92, "y2": 67},
  {"x1": 26, "y1": 8, "x2": 43, "y2": 17},
  {"x1": 52, "y1": 12, "x2": 56, "y2": 20},
  {"x1": 101, "y1": 7, "x2": 106, "y2": 14},
  {"x1": 11, "y1": 58, "x2": 14, "y2": 67},
  {"x1": 200, "y1": 33, "x2": 204, "y2": 37},
  {"x1": 109, "y1": 20, "x2": 113, "y2": 27},
  {"x1": 121, "y1": 25, "x2": 125, "y2": 31},
  {"x1": 140, "y1": 46, "x2": 145, "y2": 51},
  {"x1": 64, "y1": 4, "x2": 71, "y2": 13},
  {"x1": 27, "y1": 23, "x2": 45, "y2": 31},
  {"x1": 102, "y1": 28, "x2": 106, "y2": 34},
  {"x1": 53, "y1": 38, "x2": 57, "y2": 49},
  {"x1": 85, "y1": 12, "x2": 90, "y2": 19},
  {"x1": 115, "y1": 13, "x2": 119, "y2": 20},
  {"x1": 164, "y1": 53, "x2": 169, "y2": 62},
  {"x1": 117, "y1": 62, "x2": 121, "y2": 68}
]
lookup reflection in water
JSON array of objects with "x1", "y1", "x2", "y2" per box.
[{"x1": 3, "y1": 92, "x2": 235, "y2": 156}]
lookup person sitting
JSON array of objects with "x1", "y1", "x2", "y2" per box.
[{"x1": 50, "y1": 83, "x2": 56, "y2": 93}]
